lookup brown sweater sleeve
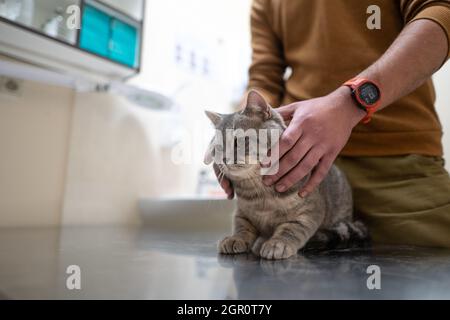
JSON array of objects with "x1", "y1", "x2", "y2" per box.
[
  {"x1": 400, "y1": 0, "x2": 450, "y2": 61},
  {"x1": 248, "y1": 0, "x2": 286, "y2": 107}
]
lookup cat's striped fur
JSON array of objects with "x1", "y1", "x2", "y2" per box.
[{"x1": 205, "y1": 90, "x2": 369, "y2": 260}]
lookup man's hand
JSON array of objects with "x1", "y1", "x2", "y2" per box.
[{"x1": 263, "y1": 86, "x2": 366, "y2": 197}]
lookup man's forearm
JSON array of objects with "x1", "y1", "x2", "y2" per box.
[{"x1": 357, "y1": 19, "x2": 448, "y2": 111}]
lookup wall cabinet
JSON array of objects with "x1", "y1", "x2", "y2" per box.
[{"x1": 0, "y1": 0, "x2": 144, "y2": 80}]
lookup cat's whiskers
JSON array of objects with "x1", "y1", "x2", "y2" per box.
[
  {"x1": 216, "y1": 165, "x2": 226, "y2": 186},
  {"x1": 217, "y1": 164, "x2": 234, "y2": 193}
]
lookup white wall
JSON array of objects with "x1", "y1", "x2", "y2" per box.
[
  {"x1": 434, "y1": 62, "x2": 450, "y2": 171},
  {"x1": 61, "y1": 92, "x2": 196, "y2": 225},
  {"x1": 100, "y1": 0, "x2": 144, "y2": 21},
  {"x1": 0, "y1": 71, "x2": 74, "y2": 227}
]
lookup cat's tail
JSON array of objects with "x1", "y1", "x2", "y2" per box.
[{"x1": 305, "y1": 220, "x2": 370, "y2": 250}]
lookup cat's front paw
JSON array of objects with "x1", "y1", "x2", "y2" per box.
[
  {"x1": 218, "y1": 236, "x2": 250, "y2": 254},
  {"x1": 260, "y1": 239, "x2": 297, "y2": 260}
]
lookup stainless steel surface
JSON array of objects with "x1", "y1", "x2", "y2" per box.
[{"x1": 1, "y1": 226, "x2": 450, "y2": 299}]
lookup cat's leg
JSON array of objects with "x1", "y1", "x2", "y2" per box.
[
  {"x1": 219, "y1": 214, "x2": 258, "y2": 254},
  {"x1": 260, "y1": 218, "x2": 321, "y2": 260}
]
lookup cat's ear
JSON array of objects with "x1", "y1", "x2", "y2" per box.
[
  {"x1": 243, "y1": 90, "x2": 272, "y2": 120},
  {"x1": 205, "y1": 110, "x2": 222, "y2": 126}
]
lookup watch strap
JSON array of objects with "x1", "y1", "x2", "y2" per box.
[{"x1": 344, "y1": 78, "x2": 381, "y2": 124}]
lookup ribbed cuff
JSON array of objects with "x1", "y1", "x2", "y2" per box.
[{"x1": 410, "y1": 4, "x2": 450, "y2": 62}]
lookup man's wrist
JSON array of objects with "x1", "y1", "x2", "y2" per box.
[{"x1": 333, "y1": 86, "x2": 367, "y2": 128}]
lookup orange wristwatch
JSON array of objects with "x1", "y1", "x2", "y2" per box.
[{"x1": 344, "y1": 78, "x2": 381, "y2": 124}]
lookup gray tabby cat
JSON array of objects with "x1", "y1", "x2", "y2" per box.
[{"x1": 204, "y1": 90, "x2": 369, "y2": 260}]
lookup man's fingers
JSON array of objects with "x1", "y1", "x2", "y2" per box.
[
  {"x1": 299, "y1": 155, "x2": 334, "y2": 198},
  {"x1": 213, "y1": 163, "x2": 221, "y2": 177},
  {"x1": 220, "y1": 176, "x2": 231, "y2": 189},
  {"x1": 263, "y1": 137, "x2": 313, "y2": 185},
  {"x1": 221, "y1": 178, "x2": 234, "y2": 198},
  {"x1": 276, "y1": 103, "x2": 297, "y2": 121},
  {"x1": 276, "y1": 116, "x2": 304, "y2": 161},
  {"x1": 262, "y1": 106, "x2": 301, "y2": 169},
  {"x1": 272, "y1": 149, "x2": 322, "y2": 192}
]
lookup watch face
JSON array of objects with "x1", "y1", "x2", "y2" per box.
[{"x1": 358, "y1": 82, "x2": 380, "y2": 105}]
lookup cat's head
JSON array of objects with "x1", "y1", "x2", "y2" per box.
[{"x1": 204, "y1": 90, "x2": 285, "y2": 179}]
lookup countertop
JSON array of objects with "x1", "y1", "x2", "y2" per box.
[{"x1": 1, "y1": 226, "x2": 450, "y2": 299}]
